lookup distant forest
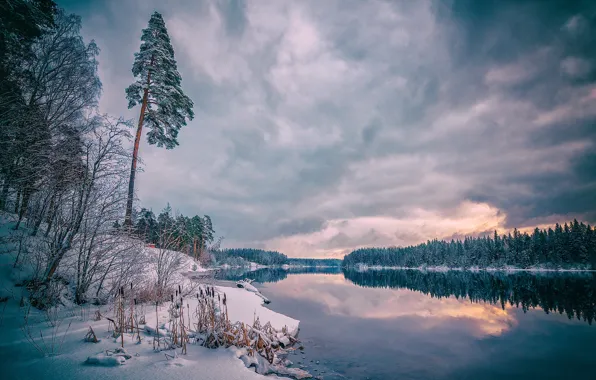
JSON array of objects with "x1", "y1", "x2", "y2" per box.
[
  {"x1": 343, "y1": 269, "x2": 596, "y2": 325},
  {"x1": 287, "y1": 258, "x2": 342, "y2": 267},
  {"x1": 215, "y1": 248, "x2": 342, "y2": 267},
  {"x1": 343, "y1": 220, "x2": 596, "y2": 270},
  {"x1": 215, "y1": 266, "x2": 342, "y2": 283}
]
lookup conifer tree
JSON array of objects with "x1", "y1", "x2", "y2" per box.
[{"x1": 124, "y1": 12, "x2": 194, "y2": 226}]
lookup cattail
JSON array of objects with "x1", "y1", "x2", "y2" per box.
[
  {"x1": 130, "y1": 282, "x2": 133, "y2": 290},
  {"x1": 178, "y1": 285, "x2": 182, "y2": 294},
  {"x1": 134, "y1": 298, "x2": 137, "y2": 305},
  {"x1": 175, "y1": 290, "x2": 178, "y2": 297},
  {"x1": 218, "y1": 294, "x2": 220, "y2": 302},
  {"x1": 171, "y1": 294, "x2": 174, "y2": 302}
]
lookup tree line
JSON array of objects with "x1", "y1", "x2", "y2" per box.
[
  {"x1": 214, "y1": 248, "x2": 289, "y2": 266},
  {"x1": 212, "y1": 248, "x2": 341, "y2": 267},
  {"x1": 131, "y1": 204, "x2": 217, "y2": 262},
  {"x1": 287, "y1": 258, "x2": 342, "y2": 267},
  {"x1": 215, "y1": 266, "x2": 342, "y2": 283},
  {"x1": 343, "y1": 220, "x2": 596, "y2": 270}
]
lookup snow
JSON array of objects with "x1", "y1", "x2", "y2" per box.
[
  {"x1": 0, "y1": 215, "x2": 301, "y2": 380},
  {"x1": 237, "y1": 280, "x2": 260, "y2": 293},
  {"x1": 0, "y1": 278, "x2": 298, "y2": 380},
  {"x1": 234, "y1": 347, "x2": 312, "y2": 379},
  {"x1": 86, "y1": 353, "x2": 128, "y2": 366},
  {"x1": 222, "y1": 286, "x2": 298, "y2": 336},
  {"x1": 141, "y1": 284, "x2": 299, "y2": 346},
  {"x1": 236, "y1": 280, "x2": 272, "y2": 304}
]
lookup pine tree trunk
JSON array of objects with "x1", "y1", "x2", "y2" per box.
[
  {"x1": 14, "y1": 187, "x2": 31, "y2": 230},
  {"x1": 0, "y1": 179, "x2": 9, "y2": 211},
  {"x1": 44, "y1": 194, "x2": 57, "y2": 237},
  {"x1": 31, "y1": 195, "x2": 48, "y2": 236},
  {"x1": 14, "y1": 187, "x2": 21, "y2": 214},
  {"x1": 124, "y1": 70, "x2": 152, "y2": 227},
  {"x1": 45, "y1": 256, "x2": 61, "y2": 281}
]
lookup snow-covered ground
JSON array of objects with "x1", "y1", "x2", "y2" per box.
[
  {"x1": 0, "y1": 265, "x2": 300, "y2": 379},
  {"x1": 0, "y1": 217, "x2": 303, "y2": 380}
]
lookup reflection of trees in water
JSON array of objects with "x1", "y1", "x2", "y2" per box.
[
  {"x1": 343, "y1": 269, "x2": 596, "y2": 325},
  {"x1": 215, "y1": 267, "x2": 342, "y2": 283}
]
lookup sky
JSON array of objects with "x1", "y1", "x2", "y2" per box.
[{"x1": 58, "y1": 0, "x2": 596, "y2": 258}]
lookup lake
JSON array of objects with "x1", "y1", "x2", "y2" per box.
[{"x1": 217, "y1": 268, "x2": 596, "y2": 380}]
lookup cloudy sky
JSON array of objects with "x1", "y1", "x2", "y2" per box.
[{"x1": 59, "y1": 0, "x2": 596, "y2": 258}]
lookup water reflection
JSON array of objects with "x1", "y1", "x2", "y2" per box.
[
  {"x1": 214, "y1": 266, "x2": 341, "y2": 283},
  {"x1": 343, "y1": 269, "x2": 596, "y2": 325},
  {"x1": 262, "y1": 273, "x2": 517, "y2": 337},
  {"x1": 218, "y1": 268, "x2": 596, "y2": 326},
  {"x1": 248, "y1": 270, "x2": 596, "y2": 380}
]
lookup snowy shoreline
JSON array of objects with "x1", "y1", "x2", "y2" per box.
[
  {"x1": 0, "y1": 279, "x2": 306, "y2": 380},
  {"x1": 0, "y1": 235, "x2": 308, "y2": 380},
  {"x1": 349, "y1": 263, "x2": 596, "y2": 273}
]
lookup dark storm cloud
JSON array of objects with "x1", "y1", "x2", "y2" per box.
[
  {"x1": 434, "y1": 0, "x2": 596, "y2": 227},
  {"x1": 276, "y1": 217, "x2": 328, "y2": 237},
  {"x1": 57, "y1": 0, "x2": 596, "y2": 256},
  {"x1": 215, "y1": 0, "x2": 247, "y2": 37}
]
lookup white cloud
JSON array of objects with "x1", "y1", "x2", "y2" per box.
[{"x1": 263, "y1": 201, "x2": 506, "y2": 258}]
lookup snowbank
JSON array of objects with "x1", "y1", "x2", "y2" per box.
[
  {"x1": 0, "y1": 275, "x2": 299, "y2": 380},
  {"x1": 221, "y1": 285, "x2": 299, "y2": 337},
  {"x1": 351, "y1": 262, "x2": 596, "y2": 273},
  {"x1": 143, "y1": 283, "x2": 299, "y2": 340}
]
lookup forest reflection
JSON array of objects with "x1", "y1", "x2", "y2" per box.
[
  {"x1": 217, "y1": 268, "x2": 596, "y2": 325},
  {"x1": 343, "y1": 269, "x2": 596, "y2": 325}
]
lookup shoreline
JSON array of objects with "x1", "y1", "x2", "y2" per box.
[
  {"x1": 0, "y1": 246, "x2": 308, "y2": 380},
  {"x1": 0, "y1": 282, "x2": 307, "y2": 380},
  {"x1": 347, "y1": 264, "x2": 596, "y2": 273}
]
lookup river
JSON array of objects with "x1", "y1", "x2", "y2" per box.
[{"x1": 217, "y1": 268, "x2": 596, "y2": 380}]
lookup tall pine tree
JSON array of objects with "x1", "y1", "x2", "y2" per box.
[{"x1": 124, "y1": 12, "x2": 194, "y2": 226}]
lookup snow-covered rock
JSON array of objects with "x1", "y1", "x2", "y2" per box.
[
  {"x1": 86, "y1": 353, "x2": 127, "y2": 366},
  {"x1": 236, "y1": 280, "x2": 259, "y2": 293}
]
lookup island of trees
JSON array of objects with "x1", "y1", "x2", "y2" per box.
[
  {"x1": 213, "y1": 248, "x2": 342, "y2": 267},
  {"x1": 343, "y1": 221, "x2": 596, "y2": 270}
]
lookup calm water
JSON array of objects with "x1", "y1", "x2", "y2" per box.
[{"x1": 218, "y1": 269, "x2": 596, "y2": 380}]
